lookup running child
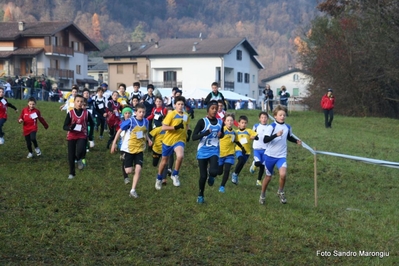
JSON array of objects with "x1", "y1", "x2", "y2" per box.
[
  {"x1": 259, "y1": 105, "x2": 301, "y2": 205},
  {"x1": 18, "y1": 97, "x2": 49, "y2": 158},
  {"x1": 231, "y1": 115, "x2": 258, "y2": 185},
  {"x1": 63, "y1": 94, "x2": 94, "y2": 179},
  {"x1": 92, "y1": 87, "x2": 107, "y2": 139},
  {"x1": 118, "y1": 107, "x2": 133, "y2": 185},
  {"x1": 216, "y1": 100, "x2": 238, "y2": 127},
  {"x1": 147, "y1": 96, "x2": 168, "y2": 128},
  {"x1": 217, "y1": 113, "x2": 246, "y2": 193},
  {"x1": 191, "y1": 100, "x2": 223, "y2": 203},
  {"x1": 60, "y1": 85, "x2": 78, "y2": 112},
  {"x1": 154, "y1": 96, "x2": 190, "y2": 190},
  {"x1": 130, "y1": 82, "x2": 143, "y2": 102},
  {"x1": 149, "y1": 117, "x2": 169, "y2": 185},
  {"x1": 249, "y1": 112, "x2": 269, "y2": 186},
  {"x1": 0, "y1": 87, "x2": 18, "y2": 145},
  {"x1": 111, "y1": 103, "x2": 152, "y2": 198},
  {"x1": 105, "y1": 91, "x2": 122, "y2": 149}
]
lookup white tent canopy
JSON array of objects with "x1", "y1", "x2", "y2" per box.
[{"x1": 126, "y1": 86, "x2": 256, "y2": 101}]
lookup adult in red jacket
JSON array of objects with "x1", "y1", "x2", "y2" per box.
[
  {"x1": 320, "y1": 88, "x2": 335, "y2": 128},
  {"x1": 18, "y1": 97, "x2": 49, "y2": 158}
]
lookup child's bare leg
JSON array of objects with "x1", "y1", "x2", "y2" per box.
[
  {"x1": 278, "y1": 167, "x2": 287, "y2": 191},
  {"x1": 173, "y1": 146, "x2": 184, "y2": 171},
  {"x1": 132, "y1": 164, "x2": 142, "y2": 190}
]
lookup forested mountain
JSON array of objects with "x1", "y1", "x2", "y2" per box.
[{"x1": 0, "y1": 0, "x2": 318, "y2": 77}]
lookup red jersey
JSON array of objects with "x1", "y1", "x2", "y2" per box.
[
  {"x1": 147, "y1": 106, "x2": 168, "y2": 127},
  {"x1": 216, "y1": 110, "x2": 239, "y2": 127},
  {"x1": 19, "y1": 107, "x2": 48, "y2": 136},
  {"x1": 67, "y1": 109, "x2": 89, "y2": 140}
]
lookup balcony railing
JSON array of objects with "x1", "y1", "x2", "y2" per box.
[
  {"x1": 48, "y1": 68, "x2": 74, "y2": 79},
  {"x1": 218, "y1": 80, "x2": 235, "y2": 91},
  {"x1": 152, "y1": 81, "x2": 182, "y2": 88},
  {"x1": 44, "y1": 45, "x2": 74, "y2": 56}
]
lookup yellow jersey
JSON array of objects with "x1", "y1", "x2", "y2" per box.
[
  {"x1": 149, "y1": 126, "x2": 165, "y2": 154},
  {"x1": 162, "y1": 110, "x2": 190, "y2": 146},
  {"x1": 235, "y1": 128, "x2": 257, "y2": 153},
  {"x1": 120, "y1": 117, "x2": 149, "y2": 154},
  {"x1": 219, "y1": 126, "x2": 238, "y2": 157},
  {"x1": 117, "y1": 92, "x2": 130, "y2": 107}
]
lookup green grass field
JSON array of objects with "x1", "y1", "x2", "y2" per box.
[{"x1": 1, "y1": 100, "x2": 398, "y2": 265}]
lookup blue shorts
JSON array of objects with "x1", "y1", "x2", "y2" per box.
[
  {"x1": 235, "y1": 151, "x2": 249, "y2": 163},
  {"x1": 219, "y1": 155, "x2": 235, "y2": 165},
  {"x1": 253, "y1": 149, "x2": 266, "y2": 163},
  {"x1": 162, "y1": 141, "x2": 185, "y2": 157},
  {"x1": 264, "y1": 155, "x2": 287, "y2": 176}
]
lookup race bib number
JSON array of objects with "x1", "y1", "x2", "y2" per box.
[
  {"x1": 136, "y1": 131, "x2": 143, "y2": 139},
  {"x1": 219, "y1": 112, "x2": 224, "y2": 119},
  {"x1": 240, "y1": 137, "x2": 248, "y2": 144},
  {"x1": 30, "y1": 112, "x2": 38, "y2": 119},
  {"x1": 69, "y1": 102, "x2": 74, "y2": 108},
  {"x1": 98, "y1": 103, "x2": 104, "y2": 109},
  {"x1": 1, "y1": 99, "x2": 6, "y2": 105},
  {"x1": 183, "y1": 114, "x2": 188, "y2": 122},
  {"x1": 154, "y1": 114, "x2": 160, "y2": 120},
  {"x1": 231, "y1": 135, "x2": 235, "y2": 143},
  {"x1": 74, "y1": 124, "x2": 82, "y2": 131},
  {"x1": 121, "y1": 101, "x2": 127, "y2": 105}
]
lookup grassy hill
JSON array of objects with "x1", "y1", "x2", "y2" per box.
[{"x1": 0, "y1": 100, "x2": 398, "y2": 264}]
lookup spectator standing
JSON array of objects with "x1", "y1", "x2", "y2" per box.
[
  {"x1": 278, "y1": 85, "x2": 290, "y2": 116},
  {"x1": 263, "y1": 84, "x2": 274, "y2": 112},
  {"x1": 320, "y1": 88, "x2": 335, "y2": 128}
]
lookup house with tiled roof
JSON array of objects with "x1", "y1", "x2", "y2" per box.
[
  {"x1": 88, "y1": 57, "x2": 108, "y2": 87},
  {"x1": 101, "y1": 42, "x2": 153, "y2": 89},
  {"x1": 261, "y1": 67, "x2": 312, "y2": 99},
  {"x1": 101, "y1": 37, "x2": 263, "y2": 98},
  {"x1": 0, "y1": 21, "x2": 99, "y2": 89}
]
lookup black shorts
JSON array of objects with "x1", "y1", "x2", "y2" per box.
[{"x1": 123, "y1": 152, "x2": 144, "y2": 168}]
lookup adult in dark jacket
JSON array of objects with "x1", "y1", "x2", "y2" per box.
[
  {"x1": 204, "y1": 82, "x2": 227, "y2": 110},
  {"x1": 263, "y1": 84, "x2": 274, "y2": 112},
  {"x1": 320, "y1": 88, "x2": 335, "y2": 128}
]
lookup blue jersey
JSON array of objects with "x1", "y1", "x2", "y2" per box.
[{"x1": 196, "y1": 117, "x2": 223, "y2": 159}]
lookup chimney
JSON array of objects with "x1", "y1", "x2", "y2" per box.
[
  {"x1": 128, "y1": 44, "x2": 131, "y2": 51},
  {"x1": 18, "y1": 21, "x2": 25, "y2": 32},
  {"x1": 192, "y1": 42, "x2": 198, "y2": 52},
  {"x1": 155, "y1": 42, "x2": 159, "y2": 48}
]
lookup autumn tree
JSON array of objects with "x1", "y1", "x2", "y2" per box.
[
  {"x1": 92, "y1": 13, "x2": 103, "y2": 42},
  {"x1": 296, "y1": 0, "x2": 399, "y2": 118},
  {"x1": 3, "y1": 7, "x2": 13, "y2": 21}
]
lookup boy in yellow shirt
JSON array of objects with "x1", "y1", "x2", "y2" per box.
[
  {"x1": 231, "y1": 115, "x2": 258, "y2": 185},
  {"x1": 154, "y1": 96, "x2": 190, "y2": 190}
]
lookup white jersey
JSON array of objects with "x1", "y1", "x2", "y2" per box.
[
  {"x1": 252, "y1": 123, "x2": 268, "y2": 150},
  {"x1": 264, "y1": 122, "x2": 292, "y2": 158}
]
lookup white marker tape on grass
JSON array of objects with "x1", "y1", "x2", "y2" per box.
[{"x1": 268, "y1": 114, "x2": 399, "y2": 169}]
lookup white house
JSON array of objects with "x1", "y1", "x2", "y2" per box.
[
  {"x1": 140, "y1": 37, "x2": 264, "y2": 98},
  {"x1": 261, "y1": 68, "x2": 312, "y2": 99}
]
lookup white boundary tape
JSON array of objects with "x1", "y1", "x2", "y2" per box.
[{"x1": 267, "y1": 114, "x2": 399, "y2": 169}]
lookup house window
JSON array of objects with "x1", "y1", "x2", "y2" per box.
[
  {"x1": 50, "y1": 59, "x2": 59, "y2": 69},
  {"x1": 237, "y1": 72, "x2": 243, "y2": 83},
  {"x1": 164, "y1": 71, "x2": 176, "y2": 81},
  {"x1": 293, "y1": 74, "x2": 299, "y2": 81},
  {"x1": 72, "y1": 41, "x2": 80, "y2": 51},
  {"x1": 114, "y1": 57, "x2": 121, "y2": 61},
  {"x1": 244, "y1": 73, "x2": 250, "y2": 83},
  {"x1": 132, "y1": 64, "x2": 137, "y2": 74},
  {"x1": 293, "y1": 88, "x2": 299, "y2": 96},
  {"x1": 76, "y1": 65, "x2": 81, "y2": 74},
  {"x1": 117, "y1": 65, "x2": 123, "y2": 74},
  {"x1": 52, "y1": 36, "x2": 58, "y2": 46},
  {"x1": 236, "y1": 50, "x2": 242, "y2": 61}
]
